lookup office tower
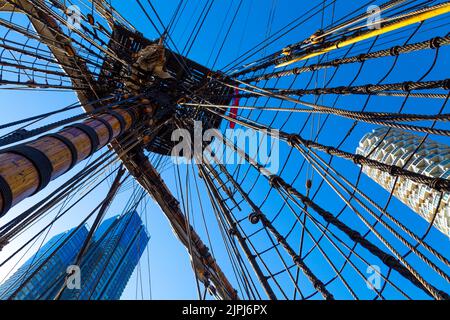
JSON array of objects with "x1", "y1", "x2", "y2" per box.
[
  {"x1": 62, "y1": 211, "x2": 150, "y2": 300},
  {"x1": 0, "y1": 226, "x2": 89, "y2": 300},
  {"x1": 0, "y1": 211, "x2": 149, "y2": 300},
  {"x1": 356, "y1": 128, "x2": 450, "y2": 236}
]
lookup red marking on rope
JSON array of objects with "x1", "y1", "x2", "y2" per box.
[{"x1": 230, "y1": 88, "x2": 239, "y2": 129}]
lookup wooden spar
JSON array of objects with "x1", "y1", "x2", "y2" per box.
[
  {"x1": 112, "y1": 150, "x2": 239, "y2": 300},
  {"x1": 6, "y1": 1, "x2": 239, "y2": 299},
  {"x1": 0, "y1": 106, "x2": 139, "y2": 217},
  {"x1": 2, "y1": 0, "x2": 97, "y2": 108}
]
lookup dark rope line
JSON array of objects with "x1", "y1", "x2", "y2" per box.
[{"x1": 243, "y1": 35, "x2": 450, "y2": 82}]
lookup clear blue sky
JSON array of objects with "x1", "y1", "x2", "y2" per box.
[{"x1": 0, "y1": 0, "x2": 448, "y2": 300}]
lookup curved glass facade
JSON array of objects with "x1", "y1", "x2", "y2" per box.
[
  {"x1": 356, "y1": 128, "x2": 450, "y2": 237},
  {"x1": 0, "y1": 211, "x2": 149, "y2": 300}
]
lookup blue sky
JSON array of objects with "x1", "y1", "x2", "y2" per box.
[{"x1": 0, "y1": 0, "x2": 449, "y2": 300}]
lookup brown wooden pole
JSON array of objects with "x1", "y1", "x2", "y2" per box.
[
  {"x1": 121, "y1": 154, "x2": 239, "y2": 300},
  {"x1": 0, "y1": 106, "x2": 139, "y2": 216}
]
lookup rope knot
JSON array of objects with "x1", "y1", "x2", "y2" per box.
[
  {"x1": 287, "y1": 134, "x2": 302, "y2": 147},
  {"x1": 389, "y1": 46, "x2": 401, "y2": 56},
  {"x1": 402, "y1": 81, "x2": 413, "y2": 92},
  {"x1": 293, "y1": 255, "x2": 301, "y2": 264},
  {"x1": 303, "y1": 197, "x2": 313, "y2": 207},
  {"x1": 353, "y1": 154, "x2": 364, "y2": 165},
  {"x1": 389, "y1": 165, "x2": 401, "y2": 176},
  {"x1": 429, "y1": 37, "x2": 442, "y2": 49},
  {"x1": 269, "y1": 175, "x2": 283, "y2": 189},
  {"x1": 248, "y1": 212, "x2": 261, "y2": 225}
]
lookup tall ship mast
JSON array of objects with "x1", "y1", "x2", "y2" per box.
[{"x1": 0, "y1": 0, "x2": 448, "y2": 300}]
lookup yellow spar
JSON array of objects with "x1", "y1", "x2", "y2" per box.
[{"x1": 276, "y1": 2, "x2": 450, "y2": 68}]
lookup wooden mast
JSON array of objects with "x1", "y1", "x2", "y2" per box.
[
  {"x1": 0, "y1": 0, "x2": 239, "y2": 300},
  {"x1": 0, "y1": 106, "x2": 138, "y2": 216},
  {"x1": 111, "y1": 148, "x2": 239, "y2": 300}
]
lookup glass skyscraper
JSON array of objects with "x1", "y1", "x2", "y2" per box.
[
  {"x1": 0, "y1": 211, "x2": 149, "y2": 300},
  {"x1": 0, "y1": 226, "x2": 89, "y2": 300},
  {"x1": 62, "y1": 211, "x2": 150, "y2": 300},
  {"x1": 356, "y1": 127, "x2": 450, "y2": 236}
]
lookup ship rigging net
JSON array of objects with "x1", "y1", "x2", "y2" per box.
[{"x1": 0, "y1": 0, "x2": 448, "y2": 300}]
